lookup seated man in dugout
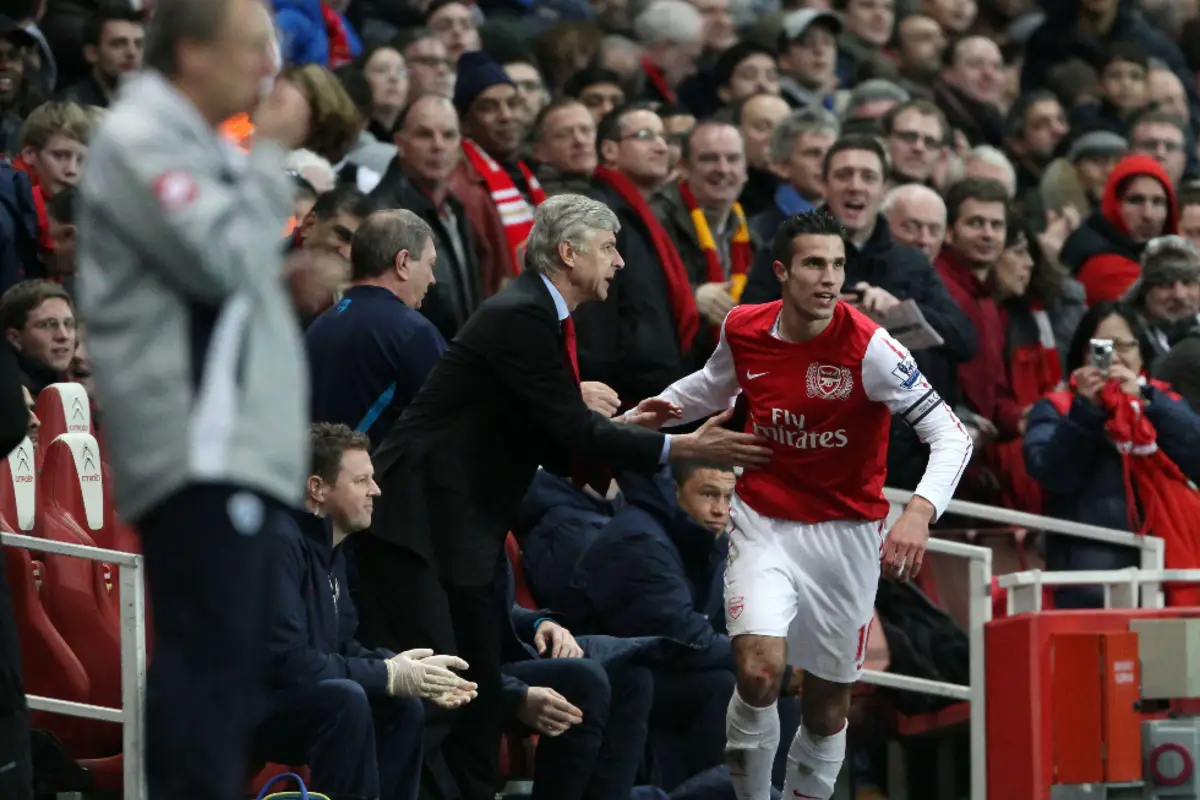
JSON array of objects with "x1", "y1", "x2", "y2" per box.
[{"x1": 253, "y1": 422, "x2": 477, "y2": 800}]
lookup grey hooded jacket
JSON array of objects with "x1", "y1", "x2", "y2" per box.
[{"x1": 76, "y1": 71, "x2": 308, "y2": 522}]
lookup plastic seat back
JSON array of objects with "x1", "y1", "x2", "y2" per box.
[{"x1": 0, "y1": 437, "x2": 36, "y2": 531}]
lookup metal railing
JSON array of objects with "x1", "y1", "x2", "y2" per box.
[
  {"x1": 3, "y1": 531, "x2": 147, "y2": 800},
  {"x1": 871, "y1": 487, "x2": 1165, "y2": 800},
  {"x1": 998, "y1": 568, "x2": 1200, "y2": 615}
]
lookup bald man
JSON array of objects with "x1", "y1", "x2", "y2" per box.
[{"x1": 882, "y1": 183, "x2": 946, "y2": 263}]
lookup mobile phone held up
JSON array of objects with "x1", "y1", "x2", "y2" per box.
[{"x1": 1090, "y1": 338, "x2": 1114, "y2": 376}]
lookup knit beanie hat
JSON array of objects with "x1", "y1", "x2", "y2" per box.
[{"x1": 454, "y1": 51, "x2": 514, "y2": 117}]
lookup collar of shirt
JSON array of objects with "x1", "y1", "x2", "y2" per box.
[{"x1": 538, "y1": 273, "x2": 569, "y2": 322}]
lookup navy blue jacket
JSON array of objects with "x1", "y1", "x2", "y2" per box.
[
  {"x1": 0, "y1": 163, "x2": 41, "y2": 293},
  {"x1": 306, "y1": 284, "x2": 446, "y2": 445},
  {"x1": 1024, "y1": 386, "x2": 1200, "y2": 531},
  {"x1": 267, "y1": 509, "x2": 392, "y2": 695},
  {"x1": 513, "y1": 469, "x2": 622, "y2": 609},
  {"x1": 559, "y1": 468, "x2": 732, "y2": 671}
]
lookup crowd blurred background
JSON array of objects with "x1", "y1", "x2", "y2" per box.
[{"x1": 4, "y1": 0, "x2": 1200, "y2": 796}]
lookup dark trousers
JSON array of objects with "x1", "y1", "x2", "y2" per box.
[
  {"x1": 503, "y1": 657, "x2": 652, "y2": 800},
  {"x1": 353, "y1": 538, "x2": 504, "y2": 800},
  {"x1": 0, "y1": 543, "x2": 32, "y2": 800},
  {"x1": 252, "y1": 679, "x2": 424, "y2": 800},
  {"x1": 138, "y1": 484, "x2": 284, "y2": 800},
  {"x1": 649, "y1": 667, "x2": 735, "y2": 791}
]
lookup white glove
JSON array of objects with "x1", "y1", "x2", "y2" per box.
[{"x1": 385, "y1": 648, "x2": 471, "y2": 699}]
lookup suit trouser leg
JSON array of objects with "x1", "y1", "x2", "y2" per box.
[
  {"x1": 0, "y1": 543, "x2": 32, "y2": 800},
  {"x1": 349, "y1": 538, "x2": 459, "y2": 800},
  {"x1": 649, "y1": 667, "x2": 736, "y2": 790},
  {"x1": 252, "y1": 679, "x2": 381, "y2": 798},
  {"x1": 374, "y1": 696, "x2": 425, "y2": 800},
  {"x1": 138, "y1": 484, "x2": 282, "y2": 800},
  {"x1": 503, "y1": 658, "x2": 610, "y2": 800},
  {"x1": 440, "y1": 582, "x2": 504, "y2": 800}
]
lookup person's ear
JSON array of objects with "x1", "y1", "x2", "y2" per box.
[
  {"x1": 599, "y1": 138, "x2": 619, "y2": 167},
  {"x1": 557, "y1": 240, "x2": 576, "y2": 268},
  {"x1": 306, "y1": 475, "x2": 325, "y2": 506},
  {"x1": 773, "y1": 259, "x2": 788, "y2": 284},
  {"x1": 395, "y1": 249, "x2": 412, "y2": 279}
]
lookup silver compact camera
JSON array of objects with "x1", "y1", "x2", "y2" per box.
[{"x1": 1090, "y1": 338, "x2": 1114, "y2": 376}]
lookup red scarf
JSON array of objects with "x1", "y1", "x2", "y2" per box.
[
  {"x1": 1086, "y1": 381, "x2": 1200, "y2": 605},
  {"x1": 322, "y1": 3, "x2": 355, "y2": 69},
  {"x1": 676, "y1": 180, "x2": 753, "y2": 301},
  {"x1": 593, "y1": 166, "x2": 701, "y2": 351},
  {"x1": 642, "y1": 56, "x2": 675, "y2": 104},
  {"x1": 461, "y1": 139, "x2": 545, "y2": 276},
  {"x1": 11, "y1": 156, "x2": 53, "y2": 254}
]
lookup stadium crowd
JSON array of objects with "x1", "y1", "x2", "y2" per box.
[{"x1": 2, "y1": 0, "x2": 1200, "y2": 796}]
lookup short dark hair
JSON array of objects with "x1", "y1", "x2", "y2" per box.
[
  {"x1": 596, "y1": 102, "x2": 658, "y2": 154},
  {"x1": 47, "y1": 186, "x2": 78, "y2": 225},
  {"x1": 83, "y1": 3, "x2": 144, "y2": 48},
  {"x1": 349, "y1": 210, "x2": 435, "y2": 281},
  {"x1": 1004, "y1": 89, "x2": 1059, "y2": 141},
  {"x1": 310, "y1": 185, "x2": 379, "y2": 222},
  {"x1": 143, "y1": 0, "x2": 230, "y2": 76},
  {"x1": 1095, "y1": 41, "x2": 1149, "y2": 75},
  {"x1": 1065, "y1": 301, "x2": 1151, "y2": 372},
  {"x1": 309, "y1": 423, "x2": 371, "y2": 485},
  {"x1": 944, "y1": 178, "x2": 1010, "y2": 226},
  {"x1": 880, "y1": 98, "x2": 947, "y2": 141},
  {"x1": 0, "y1": 280, "x2": 74, "y2": 332},
  {"x1": 821, "y1": 133, "x2": 888, "y2": 179},
  {"x1": 1129, "y1": 107, "x2": 1187, "y2": 136},
  {"x1": 533, "y1": 96, "x2": 588, "y2": 143},
  {"x1": 562, "y1": 66, "x2": 623, "y2": 99},
  {"x1": 771, "y1": 209, "x2": 848, "y2": 267},
  {"x1": 1178, "y1": 183, "x2": 1200, "y2": 211},
  {"x1": 670, "y1": 458, "x2": 734, "y2": 486}
]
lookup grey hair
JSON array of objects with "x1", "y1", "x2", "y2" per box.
[
  {"x1": 881, "y1": 183, "x2": 946, "y2": 220},
  {"x1": 525, "y1": 194, "x2": 621, "y2": 276},
  {"x1": 844, "y1": 80, "x2": 910, "y2": 120},
  {"x1": 350, "y1": 209, "x2": 435, "y2": 281},
  {"x1": 144, "y1": 0, "x2": 234, "y2": 76},
  {"x1": 633, "y1": 0, "x2": 704, "y2": 46},
  {"x1": 769, "y1": 107, "x2": 840, "y2": 164},
  {"x1": 950, "y1": 145, "x2": 1017, "y2": 198}
]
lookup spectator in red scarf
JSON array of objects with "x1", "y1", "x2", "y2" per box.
[
  {"x1": 1024, "y1": 301, "x2": 1200, "y2": 607},
  {"x1": 632, "y1": 0, "x2": 704, "y2": 105}
]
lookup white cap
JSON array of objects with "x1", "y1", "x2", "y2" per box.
[{"x1": 781, "y1": 9, "x2": 842, "y2": 43}]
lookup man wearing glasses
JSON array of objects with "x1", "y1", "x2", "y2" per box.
[
  {"x1": 880, "y1": 99, "x2": 948, "y2": 187},
  {"x1": 0, "y1": 279, "x2": 76, "y2": 395}
]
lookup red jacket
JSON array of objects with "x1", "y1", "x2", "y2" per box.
[{"x1": 935, "y1": 248, "x2": 1023, "y2": 438}]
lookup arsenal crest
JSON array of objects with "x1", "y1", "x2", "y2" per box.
[
  {"x1": 806, "y1": 363, "x2": 854, "y2": 400},
  {"x1": 729, "y1": 596, "x2": 744, "y2": 620}
]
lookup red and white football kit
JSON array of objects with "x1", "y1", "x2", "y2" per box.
[{"x1": 659, "y1": 300, "x2": 973, "y2": 683}]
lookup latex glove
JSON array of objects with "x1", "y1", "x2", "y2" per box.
[
  {"x1": 430, "y1": 686, "x2": 479, "y2": 709},
  {"x1": 385, "y1": 649, "x2": 472, "y2": 699}
]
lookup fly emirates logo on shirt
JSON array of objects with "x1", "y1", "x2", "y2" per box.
[{"x1": 751, "y1": 408, "x2": 849, "y2": 450}]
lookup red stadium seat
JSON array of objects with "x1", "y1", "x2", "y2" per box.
[
  {"x1": 0, "y1": 437, "x2": 36, "y2": 531},
  {"x1": 36, "y1": 435, "x2": 123, "y2": 759},
  {"x1": 505, "y1": 533, "x2": 538, "y2": 610},
  {"x1": 34, "y1": 384, "x2": 94, "y2": 457},
  {"x1": 3, "y1": 524, "x2": 123, "y2": 789}
]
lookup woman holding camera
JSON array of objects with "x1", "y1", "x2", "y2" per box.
[{"x1": 1023, "y1": 301, "x2": 1200, "y2": 608}]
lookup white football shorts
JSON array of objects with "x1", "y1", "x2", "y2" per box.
[{"x1": 724, "y1": 493, "x2": 884, "y2": 684}]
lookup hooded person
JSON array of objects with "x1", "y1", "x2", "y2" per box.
[{"x1": 1060, "y1": 153, "x2": 1178, "y2": 306}]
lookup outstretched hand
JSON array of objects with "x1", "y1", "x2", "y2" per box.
[
  {"x1": 675, "y1": 408, "x2": 772, "y2": 468},
  {"x1": 623, "y1": 397, "x2": 684, "y2": 430}
]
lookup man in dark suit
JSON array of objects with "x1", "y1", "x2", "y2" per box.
[{"x1": 353, "y1": 193, "x2": 771, "y2": 800}]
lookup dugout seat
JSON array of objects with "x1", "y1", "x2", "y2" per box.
[
  {"x1": 0, "y1": 436, "x2": 36, "y2": 531},
  {"x1": 36, "y1": 434, "x2": 123, "y2": 760},
  {"x1": 501, "y1": 534, "x2": 540, "y2": 780},
  {"x1": 34, "y1": 384, "x2": 94, "y2": 466}
]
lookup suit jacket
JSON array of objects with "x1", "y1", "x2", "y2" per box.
[{"x1": 368, "y1": 270, "x2": 667, "y2": 586}]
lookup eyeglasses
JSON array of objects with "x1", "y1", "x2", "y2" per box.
[
  {"x1": 891, "y1": 130, "x2": 943, "y2": 150},
  {"x1": 29, "y1": 318, "x2": 76, "y2": 333},
  {"x1": 619, "y1": 128, "x2": 666, "y2": 142}
]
